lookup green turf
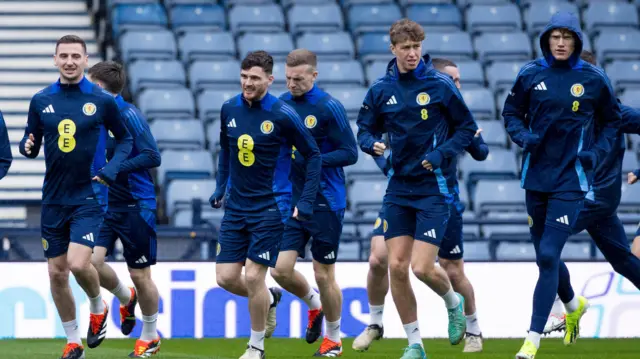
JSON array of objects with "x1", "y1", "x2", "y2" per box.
[{"x1": 1, "y1": 338, "x2": 637, "y2": 359}]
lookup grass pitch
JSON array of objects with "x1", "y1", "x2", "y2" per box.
[{"x1": 1, "y1": 338, "x2": 638, "y2": 359}]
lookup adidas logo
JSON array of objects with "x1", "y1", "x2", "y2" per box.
[
  {"x1": 227, "y1": 118, "x2": 236, "y2": 127},
  {"x1": 424, "y1": 229, "x2": 436, "y2": 238},
  {"x1": 534, "y1": 82, "x2": 547, "y2": 91},
  {"x1": 556, "y1": 215, "x2": 569, "y2": 225},
  {"x1": 324, "y1": 251, "x2": 335, "y2": 260},
  {"x1": 386, "y1": 95, "x2": 398, "y2": 105},
  {"x1": 258, "y1": 251, "x2": 271, "y2": 261},
  {"x1": 42, "y1": 104, "x2": 55, "y2": 113},
  {"x1": 450, "y1": 245, "x2": 461, "y2": 254},
  {"x1": 135, "y1": 255, "x2": 148, "y2": 264},
  {"x1": 82, "y1": 233, "x2": 94, "y2": 242}
]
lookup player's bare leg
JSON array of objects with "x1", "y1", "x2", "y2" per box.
[
  {"x1": 632, "y1": 236, "x2": 640, "y2": 258},
  {"x1": 271, "y1": 251, "x2": 322, "y2": 342},
  {"x1": 312, "y1": 260, "x2": 343, "y2": 357},
  {"x1": 91, "y1": 247, "x2": 137, "y2": 335},
  {"x1": 128, "y1": 267, "x2": 161, "y2": 357},
  {"x1": 216, "y1": 262, "x2": 250, "y2": 296},
  {"x1": 440, "y1": 258, "x2": 482, "y2": 352},
  {"x1": 49, "y1": 254, "x2": 85, "y2": 359},
  {"x1": 386, "y1": 235, "x2": 425, "y2": 357},
  {"x1": 411, "y1": 240, "x2": 466, "y2": 345},
  {"x1": 246, "y1": 259, "x2": 271, "y2": 358},
  {"x1": 68, "y1": 243, "x2": 108, "y2": 349},
  {"x1": 353, "y1": 235, "x2": 388, "y2": 351}
]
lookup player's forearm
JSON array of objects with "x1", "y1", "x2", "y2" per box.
[
  {"x1": 214, "y1": 147, "x2": 229, "y2": 197},
  {"x1": 101, "y1": 138, "x2": 133, "y2": 181},
  {"x1": 299, "y1": 151, "x2": 322, "y2": 208},
  {"x1": 357, "y1": 130, "x2": 379, "y2": 156},
  {"x1": 436, "y1": 127, "x2": 474, "y2": 159},
  {"x1": 119, "y1": 150, "x2": 161, "y2": 173},
  {"x1": 321, "y1": 147, "x2": 357, "y2": 167},
  {"x1": 503, "y1": 115, "x2": 529, "y2": 147},
  {"x1": 618, "y1": 105, "x2": 640, "y2": 135},
  {"x1": 18, "y1": 137, "x2": 40, "y2": 158},
  {"x1": 467, "y1": 136, "x2": 489, "y2": 161}
]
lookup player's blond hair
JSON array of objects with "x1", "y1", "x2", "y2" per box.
[
  {"x1": 389, "y1": 19, "x2": 425, "y2": 45},
  {"x1": 286, "y1": 49, "x2": 317, "y2": 70}
]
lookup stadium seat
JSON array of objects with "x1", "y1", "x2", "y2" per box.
[
  {"x1": 606, "y1": 60, "x2": 640, "y2": 91},
  {"x1": 157, "y1": 150, "x2": 215, "y2": 187},
  {"x1": 357, "y1": 33, "x2": 394, "y2": 63},
  {"x1": 111, "y1": 4, "x2": 169, "y2": 38},
  {"x1": 348, "y1": 4, "x2": 402, "y2": 35},
  {"x1": 341, "y1": 0, "x2": 396, "y2": 7},
  {"x1": 151, "y1": 119, "x2": 206, "y2": 151},
  {"x1": 473, "y1": 180, "x2": 526, "y2": 216},
  {"x1": 108, "y1": 0, "x2": 158, "y2": 8},
  {"x1": 365, "y1": 60, "x2": 388, "y2": 85},
  {"x1": 524, "y1": 1, "x2": 578, "y2": 35},
  {"x1": 622, "y1": 150, "x2": 638, "y2": 174},
  {"x1": 406, "y1": 4, "x2": 463, "y2": 32},
  {"x1": 457, "y1": 0, "x2": 512, "y2": 7},
  {"x1": 561, "y1": 242, "x2": 592, "y2": 260},
  {"x1": 127, "y1": 60, "x2": 186, "y2": 95},
  {"x1": 178, "y1": 32, "x2": 236, "y2": 63},
  {"x1": 138, "y1": 87, "x2": 195, "y2": 120},
  {"x1": 282, "y1": 0, "x2": 328, "y2": 8},
  {"x1": 189, "y1": 60, "x2": 240, "y2": 93},
  {"x1": 197, "y1": 90, "x2": 236, "y2": 122},
  {"x1": 222, "y1": 0, "x2": 276, "y2": 7},
  {"x1": 207, "y1": 122, "x2": 222, "y2": 151},
  {"x1": 228, "y1": 5, "x2": 285, "y2": 34},
  {"x1": 461, "y1": 149, "x2": 520, "y2": 186},
  {"x1": 495, "y1": 89, "x2": 510, "y2": 115},
  {"x1": 269, "y1": 62, "x2": 287, "y2": 88},
  {"x1": 316, "y1": 61, "x2": 365, "y2": 87},
  {"x1": 287, "y1": 4, "x2": 344, "y2": 35},
  {"x1": 475, "y1": 120, "x2": 508, "y2": 147},
  {"x1": 422, "y1": 32, "x2": 474, "y2": 61},
  {"x1": 584, "y1": 2, "x2": 639, "y2": 35},
  {"x1": 595, "y1": 29, "x2": 640, "y2": 63},
  {"x1": 237, "y1": 33, "x2": 294, "y2": 61},
  {"x1": 495, "y1": 242, "x2": 536, "y2": 261},
  {"x1": 474, "y1": 32, "x2": 532, "y2": 63},
  {"x1": 345, "y1": 152, "x2": 386, "y2": 180},
  {"x1": 165, "y1": 179, "x2": 216, "y2": 218},
  {"x1": 620, "y1": 89, "x2": 640, "y2": 109},
  {"x1": 119, "y1": 30, "x2": 177, "y2": 63},
  {"x1": 486, "y1": 61, "x2": 526, "y2": 92},
  {"x1": 482, "y1": 212, "x2": 529, "y2": 240},
  {"x1": 323, "y1": 86, "x2": 369, "y2": 120},
  {"x1": 462, "y1": 241, "x2": 492, "y2": 261},
  {"x1": 348, "y1": 179, "x2": 387, "y2": 213},
  {"x1": 296, "y1": 32, "x2": 355, "y2": 61},
  {"x1": 466, "y1": 4, "x2": 522, "y2": 34},
  {"x1": 169, "y1": 4, "x2": 227, "y2": 34},
  {"x1": 173, "y1": 208, "x2": 224, "y2": 227},
  {"x1": 460, "y1": 87, "x2": 495, "y2": 120},
  {"x1": 455, "y1": 60, "x2": 484, "y2": 88}
]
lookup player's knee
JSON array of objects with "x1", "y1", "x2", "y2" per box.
[
  {"x1": 270, "y1": 266, "x2": 291, "y2": 284},
  {"x1": 314, "y1": 267, "x2": 334, "y2": 288},
  {"x1": 128, "y1": 267, "x2": 150, "y2": 286},
  {"x1": 369, "y1": 252, "x2": 388, "y2": 275},
  {"x1": 388, "y1": 258, "x2": 410, "y2": 279},
  {"x1": 90, "y1": 253, "x2": 105, "y2": 269},
  {"x1": 67, "y1": 257, "x2": 91, "y2": 275},
  {"x1": 48, "y1": 266, "x2": 69, "y2": 286},
  {"x1": 411, "y1": 260, "x2": 436, "y2": 281},
  {"x1": 216, "y1": 270, "x2": 237, "y2": 291},
  {"x1": 537, "y1": 248, "x2": 559, "y2": 270},
  {"x1": 441, "y1": 260, "x2": 464, "y2": 284}
]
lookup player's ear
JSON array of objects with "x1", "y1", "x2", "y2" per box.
[
  {"x1": 389, "y1": 43, "x2": 396, "y2": 56},
  {"x1": 267, "y1": 74, "x2": 275, "y2": 86}
]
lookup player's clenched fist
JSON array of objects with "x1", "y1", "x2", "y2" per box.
[
  {"x1": 24, "y1": 133, "x2": 35, "y2": 155},
  {"x1": 372, "y1": 142, "x2": 386, "y2": 156}
]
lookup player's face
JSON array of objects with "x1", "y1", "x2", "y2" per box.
[
  {"x1": 441, "y1": 65, "x2": 461, "y2": 89},
  {"x1": 549, "y1": 29, "x2": 575, "y2": 61},
  {"x1": 391, "y1": 40, "x2": 422, "y2": 73},
  {"x1": 54, "y1": 43, "x2": 88, "y2": 83},
  {"x1": 240, "y1": 66, "x2": 273, "y2": 102},
  {"x1": 285, "y1": 64, "x2": 318, "y2": 97}
]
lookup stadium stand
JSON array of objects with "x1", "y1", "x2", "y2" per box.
[{"x1": 2, "y1": 0, "x2": 640, "y2": 262}]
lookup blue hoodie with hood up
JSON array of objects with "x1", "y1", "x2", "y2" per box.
[{"x1": 502, "y1": 11, "x2": 622, "y2": 194}]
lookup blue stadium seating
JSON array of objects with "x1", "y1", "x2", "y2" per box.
[
  {"x1": 119, "y1": 30, "x2": 177, "y2": 62},
  {"x1": 228, "y1": 4, "x2": 285, "y2": 34},
  {"x1": 151, "y1": 119, "x2": 206, "y2": 151},
  {"x1": 606, "y1": 60, "x2": 640, "y2": 91},
  {"x1": 461, "y1": 149, "x2": 519, "y2": 185},
  {"x1": 287, "y1": 4, "x2": 344, "y2": 35},
  {"x1": 165, "y1": 179, "x2": 216, "y2": 218},
  {"x1": 475, "y1": 120, "x2": 508, "y2": 147},
  {"x1": 486, "y1": 61, "x2": 526, "y2": 92},
  {"x1": 169, "y1": 4, "x2": 227, "y2": 34},
  {"x1": 237, "y1": 33, "x2": 294, "y2": 61},
  {"x1": 197, "y1": 90, "x2": 236, "y2": 122},
  {"x1": 357, "y1": 33, "x2": 394, "y2": 63},
  {"x1": 348, "y1": 4, "x2": 402, "y2": 35},
  {"x1": 406, "y1": 4, "x2": 463, "y2": 32},
  {"x1": 316, "y1": 61, "x2": 366, "y2": 87},
  {"x1": 595, "y1": 29, "x2": 640, "y2": 62},
  {"x1": 111, "y1": 4, "x2": 169, "y2": 38},
  {"x1": 456, "y1": 60, "x2": 485, "y2": 88},
  {"x1": 466, "y1": 4, "x2": 523, "y2": 34},
  {"x1": 583, "y1": 2, "x2": 639, "y2": 34},
  {"x1": 323, "y1": 86, "x2": 369, "y2": 119},
  {"x1": 188, "y1": 60, "x2": 240, "y2": 92},
  {"x1": 524, "y1": 1, "x2": 579, "y2": 35},
  {"x1": 138, "y1": 88, "x2": 195, "y2": 120},
  {"x1": 474, "y1": 32, "x2": 532, "y2": 63},
  {"x1": 296, "y1": 32, "x2": 355, "y2": 61},
  {"x1": 157, "y1": 150, "x2": 215, "y2": 187},
  {"x1": 128, "y1": 60, "x2": 187, "y2": 95},
  {"x1": 178, "y1": 32, "x2": 236, "y2": 63},
  {"x1": 460, "y1": 87, "x2": 496, "y2": 120}
]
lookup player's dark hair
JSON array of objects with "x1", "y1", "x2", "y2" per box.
[
  {"x1": 88, "y1": 61, "x2": 127, "y2": 94},
  {"x1": 389, "y1": 19, "x2": 425, "y2": 45},
  {"x1": 286, "y1": 49, "x2": 317, "y2": 69},
  {"x1": 241, "y1": 50, "x2": 274, "y2": 75},
  {"x1": 56, "y1": 35, "x2": 87, "y2": 54},
  {"x1": 432, "y1": 58, "x2": 457, "y2": 71},
  {"x1": 580, "y1": 50, "x2": 597, "y2": 66}
]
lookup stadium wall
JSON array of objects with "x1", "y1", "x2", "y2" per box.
[{"x1": 0, "y1": 262, "x2": 637, "y2": 339}]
